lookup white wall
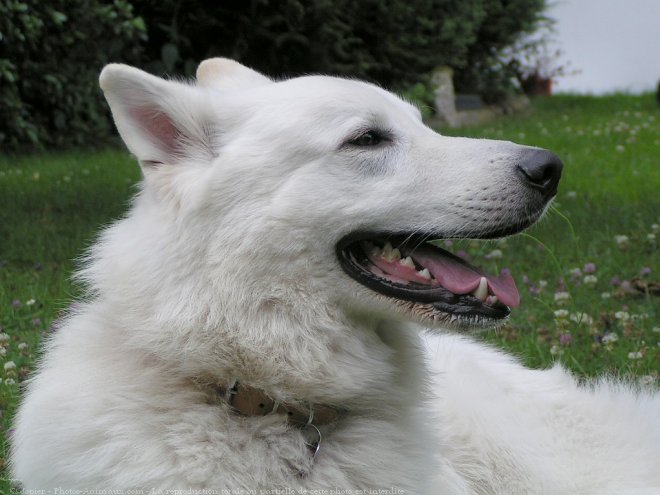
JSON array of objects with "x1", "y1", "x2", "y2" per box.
[{"x1": 548, "y1": 0, "x2": 660, "y2": 94}]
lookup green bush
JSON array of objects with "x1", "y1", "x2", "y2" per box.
[
  {"x1": 0, "y1": 0, "x2": 146, "y2": 151},
  {"x1": 0, "y1": 0, "x2": 548, "y2": 150},
  {"x1": 454, "y1": 0, "x2": 547, "y2": 102},
  {"x1": 133, "y1": 0, "x2": 546, "y2": 91}
]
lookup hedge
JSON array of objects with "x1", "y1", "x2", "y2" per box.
[
  {"x1": 0, "y1": 0, "x2": 145, "y2": 150},
  {"x1": 0, "y1": 0, "x2": 546, "y2": 151}
]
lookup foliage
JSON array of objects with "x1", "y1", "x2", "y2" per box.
[
  {"x1": 0, "y1": 0, "x2": 146, "y2": 151},
  {"x1": 133, "y1": 0, "x2": 472, "y2": 85},
  {"x1": 0, "y1": 0, "x2": 550, "y2": 150},
  {"x1": 453, "y1": 0, "x2": 548, "y2": 102},
  {"x1": 132, "y1": 0, "x2": 546, "y2": 90}
]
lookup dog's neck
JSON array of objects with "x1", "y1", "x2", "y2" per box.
[{"x1": 187, "y1": 320, "x2": 424, "y2": 422}]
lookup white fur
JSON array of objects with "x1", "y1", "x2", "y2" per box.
[{"x1": 11, "y1": 59, "x2": 659, "y2": 494}]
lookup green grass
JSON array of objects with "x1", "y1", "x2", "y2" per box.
[{"x1": 0, "y1": 94, "x2": 658, "y2": 487}]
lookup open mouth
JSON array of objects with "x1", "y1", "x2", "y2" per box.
[{"x1": 337, "y1": 234, "x2": 521, "y2": 328}]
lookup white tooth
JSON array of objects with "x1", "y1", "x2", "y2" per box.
[
  {"x1": 472, "y1": 277, "x2": 488, "y2": 301},
  {"x1": 418, "y1": 268, "x2": 431, "y2": 280},
  {"x1": 381, "y1": 242, "x2": 401, "y2": 262},
  {"x1": 400, "y1": 256, "x2": 415, "y2": 269}
]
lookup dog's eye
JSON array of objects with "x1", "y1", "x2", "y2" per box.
[{"x1": 348, "y1": 131, "x2": 385, "y2": 147}]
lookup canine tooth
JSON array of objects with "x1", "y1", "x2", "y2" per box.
[
  {"x1": 381, "y1": 242, "x2": 393, "y2": 258},
  {"x1": 400, "y1": 256, "x2": 415, "y2": 269},
  {"x1": 472, "y1": 277, "x2": 488, "y2": 301},
  {"x1": 418, "y1": 268, "x2": 431, "y2": 280}
]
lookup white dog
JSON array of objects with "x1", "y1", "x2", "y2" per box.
[{"x1": 11, "y1": 59, "x2": 659, "y2": 494}]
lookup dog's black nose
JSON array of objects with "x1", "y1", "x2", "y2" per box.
[{"x1": 516, "y1": 149, "x2": 563, "y2": 197}]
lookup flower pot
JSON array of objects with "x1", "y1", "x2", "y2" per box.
[{"x1": 521, "y1": 75, "x2": 552, "y2": 96}]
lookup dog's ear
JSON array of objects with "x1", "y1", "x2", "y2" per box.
[
  {"x1": 100, "y1": 64, "x2": 213, "y2": 167},
  {"x1": 196, "y1": 58, "x2": 272, "y2": 90}
]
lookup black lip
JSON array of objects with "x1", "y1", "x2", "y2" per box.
[{"x1": 336, "y1": 234, "x2": 511, "y2": 320}]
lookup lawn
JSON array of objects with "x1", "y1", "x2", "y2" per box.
[{"x1": 0, "y1": 94, "x2": 658, "y2": 486}]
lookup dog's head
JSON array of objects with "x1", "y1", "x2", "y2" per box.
[{"x1": 99, "y1": 59, "x2": 561, "y2": 338}]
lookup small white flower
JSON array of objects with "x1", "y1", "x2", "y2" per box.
[
  {"x1": 4, "y1": 361, "x2": 16, "y2": 371},
  {"x1": 26, "y1": 298, "x2": 36, "y2": 306},
  {"x1": 554, "y1": 292, "x2": 570, "y2": 304},
  {"x1": 570, "y1": 312, "x2": 594, "y2": 326},
  {"x1": 615, "y1": 144, "x2": 625, "y2": 152},
  {"x1": 583, "y1": 275, "x2": 598, "y2": 287},
  {"x1": 651, "y1": 224, "x2": 660, "y2": 234},
  {"x1": 614, "y1": 311, "x2": 630, "y2": 322},
  {"x1": 628, "y1": 351, "x2": 643, "y2": 360},
  {"x1": 568, "y1": 267, "x2": 581, "y2": 277},
  {"x1": 486, "y1": 249, "x2": 503, "y2": 259},
  {"x1": 550, "y1": 344, "x2": 560, "y2": 355},
  {"x1": 647, "y1": 233, "x2": 656, "y2": 242},
  {"x1": 5, "y1": 378, "x2": 15, "y2": 386},
  {"x1": 0, "y1": 333, "x2": 9, "y2": 343},
  {"x1": 18, "y1": 342, "x2": 28, "y2": 351},
  {"x1": 0, "y1": 348, "x2": 6, "y2": 357},
  {"x1": 601, "y1": 292, "x2": 611, "y2": 299},
  {"x1": 554, "y1": 309, "x2": 569, "y2": 319},
  {"x1": 639, "y1": 375, "x2": 655, "y2": 386},
  {"x1": 614, "y1": 235, "x2": 629, "y2": 248},
  {"x1": 652, "y1": 326, "x2": 660, "y2": 333},
  {"x1": 538, "y1": 280, "x2": 548, "y2": 288},
  {"x1": 602, "y1": 333, "x2": 619, "y2": 344}
]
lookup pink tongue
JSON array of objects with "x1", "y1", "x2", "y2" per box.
[{"x1": 405, "y1": 246, "x2": 520, "y2": 307}]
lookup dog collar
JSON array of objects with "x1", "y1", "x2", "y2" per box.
[
  {"x1": 222, "y1": 380, "x2": 341, "y2": 427},
  {"x1": 195, "y1": 378, "x2": 343, "y2": 466}
]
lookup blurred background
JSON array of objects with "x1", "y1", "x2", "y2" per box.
[{"x1": 0, "y1": 0, "x2": 656, "y2": 151}]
